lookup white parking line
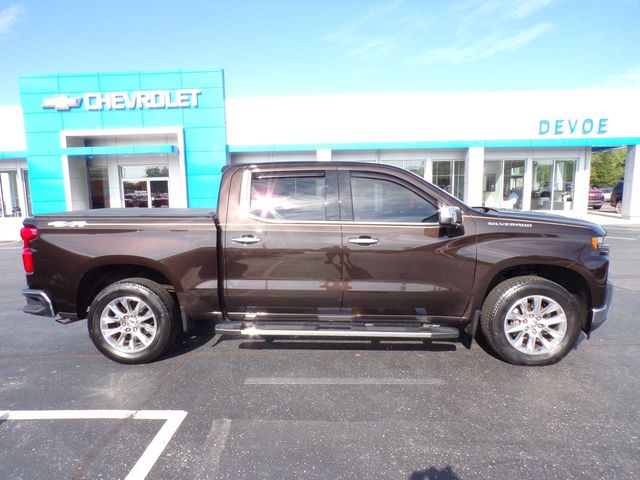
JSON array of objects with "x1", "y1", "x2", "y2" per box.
[
  {"x1": 0, "y1": 409, "x2": 187, "y2": 480},
  {"x1": 244, "y1": 377, "x2": 445, "y2": 385},
  {"x1": 195, "y1": 418, "x2": 232, "y2": 479},
  {"x1": 607, "y1": 236, "x2": 636, "y2": 240}
]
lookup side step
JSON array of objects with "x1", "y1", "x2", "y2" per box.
[{"x1": 215, "y1": 322, "x2": 460, "y2": 341}]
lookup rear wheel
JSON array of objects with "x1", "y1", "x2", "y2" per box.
[
  {"x1": 87, "y1": 278, "x2": 178, "y2": 364},
  {"x1": 481, "y1": 276, "x2": 580, "y2": 366}
]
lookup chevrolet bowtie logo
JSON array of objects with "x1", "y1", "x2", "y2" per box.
[{"x1": 41, "y1": 95, "x2": 83, "y2": 111}]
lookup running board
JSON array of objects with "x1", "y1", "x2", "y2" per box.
[{"x1": 215, "y1": 322, "x2": 461, "y2": 340}]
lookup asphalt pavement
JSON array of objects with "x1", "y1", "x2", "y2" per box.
[{"x1": 0, "y1": 227, "x2": 639, "y2": 480}]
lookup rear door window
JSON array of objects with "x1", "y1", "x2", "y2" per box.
[{"x1": 250, "y1": 172, "x2": 327, "y2": 221}]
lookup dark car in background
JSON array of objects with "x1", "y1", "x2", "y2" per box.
[
  {"x1": 610, "y1": 181, "x2": 624, "y2": 213},
  {"x1": 588, "y1": 188, "x2": 604, "y2": 209}
]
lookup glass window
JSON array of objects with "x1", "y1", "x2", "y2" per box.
[
  {"x1": 250, "y1": 173, "x2": 326, "y2": 221},
  {"x1": 381, "y1": 160, "x2": 425, "y2": 177},
  {"x1": 454, "y1": 160, "x2": 465, "y2": 200},
  {"x1": 433, "y1": 160, "x2": 465, "y2": 200},
  {"x1": 88, "y1": 167, "x2": 110, "y2": 209},
  {"x1": 121, "y1": 165, "x2": 169, "y2": 179},
  {"x1": 350, "y1": 175, "x2": 438, "y2": 223},
  {"x1": 503, "y1": 160, "x2": 524, "y2": 210},
  {"x1": 433, "y1": 161, "x2": 452, "y2": 193},
  {"x1": 0, "y1": 171, "x2": 20, "y2": 217},
  {"x1": 150, "y1": 180, "x2": 169, "y2": 208},
  {"x1": 123, "y1": 181, "x2": 149, "y2": 208},
  {"x1": 483, "y1": 161, "x2": 501, "y2": 208},
  {"x1": 531, "y1": 159, "x2": 575, "y2": 211},
  {"x1": 21, "y1": 169, "x2": 31, "y2": 216},
  {"x1": 553, "y1": 160, "x2": 575, "y2": 210}
]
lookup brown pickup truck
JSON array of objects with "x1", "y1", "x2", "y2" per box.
[{"x1": 21, "y1": 162, "x2": 612, "y2": 365}]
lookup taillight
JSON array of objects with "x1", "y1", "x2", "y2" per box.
[{"x1": 20, "y1": 226, "x2": 38, "y2": 274}]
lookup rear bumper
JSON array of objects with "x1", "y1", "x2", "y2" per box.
[
  {"x1": 22, "y1": 289, "x2": 56, "y2": 317},
  {"x1": 589, "y1": 281, "x2": 613, "y2": 332}
]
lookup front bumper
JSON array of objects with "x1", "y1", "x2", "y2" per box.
[
  {"x1": 589, "y1": 281, "x2": 613, "y2": 332},
  {"x1": 22, "y1": 289, "x2": 56, "y2": 317}
]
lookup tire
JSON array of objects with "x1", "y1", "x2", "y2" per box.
[
  {"x1": 87, "y1": 278, "x2": 179, "y2": 364},
  {"x1": 592, "y1": 205, "x2": 602, "y2": 210},
  {"x1": 480, "y1": 276, "x2": 580, "y2": 366}
]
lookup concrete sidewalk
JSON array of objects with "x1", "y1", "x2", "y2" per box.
[{"x1": 583, "y1": 210, "x2": 640, "y2": 227}]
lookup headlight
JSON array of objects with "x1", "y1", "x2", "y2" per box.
[{"x1": 592, "y1": 235, "x2": 607, "y2": 252}]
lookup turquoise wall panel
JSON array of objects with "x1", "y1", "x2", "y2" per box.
[
  {"x1": 184, "y1": 152, "x2": 222, "y2": 176},
  {"x1": 184, "y1": 127, "x2": 227, "y2": 152},
  {"x1": 194, "y1": 88, "x2": 225, "y2": 108},
  {"x1": 27, "y1": 132, "x2": 62, "y2": 154},
  {"x1": 20, "y1": 93, "x2": 49, "y2": 113},
  {"x1": 58, "y1": 75, "x2": 101, "y2": 92},
  {"x1": 181, "y1": 71, "x2": 224, "y2": 88},
  {"x1": 140, "y1": 72, "x2": 183, "y2": 89},
  {"x1": 27, "y1": 156, "x2": 65, "y2": 180},
  {"x1": 32, "y1": 200, "x2": 67, "y2": 214},
  {"x1": 19, "y1": 69, "x2": 227, "y2": 211},
  {"x1": 62, "y1": 111, "x2": 103, "y2": 130},
  {"x1": 98, "y1": 73, "x2": 142, "y2": 91},
  {"x1": 19, "y1": 76, "x2": 59, "y2": 94},
  {"x1": 23, "y1": 113, "x2": 63, "y2": 133},
  {"x1": 183, "y1": 108, "x2": 226, "y2": 128},
  {"x1": 101, "y1": 109, "x2": 144, "y2": 128},
  {"x1": 187, "y1": 174, "x2": 222, "y2": 200},
  {"x1": 142, "y1": 108, "x2": 184, "y2": 127}
]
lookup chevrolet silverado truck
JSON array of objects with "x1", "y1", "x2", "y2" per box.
[{"x1": 20, "y1": 162, "x2": 612, "y2": 365}]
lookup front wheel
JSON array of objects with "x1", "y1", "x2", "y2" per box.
[
  {"x1": 87, "y1": 278, "x2": 178, "y2": 364},
  {"x1": 480, "y1": 276, "x2": 581, "y2": 366}
]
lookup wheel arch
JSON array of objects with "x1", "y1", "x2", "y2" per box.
[
  {"x1": 76, "y1": 262, "x2": 178, "y2": 320},
  {"x1": 478, "y1": 263, "x2": 592, "y2": 330}
]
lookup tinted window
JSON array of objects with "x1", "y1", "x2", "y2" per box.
[
  {"x1": 250, "y1": 173, "x2": 326, "y2": 221},
  {"x1": 350, "y1": 176, "x2": 438, "y2": 223}
]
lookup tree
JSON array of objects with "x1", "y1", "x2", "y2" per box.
[{"x1": 590, "y1": 148, "x2": 626, "y2": 187}]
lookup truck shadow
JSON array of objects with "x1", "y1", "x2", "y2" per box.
[{"x1": 410, "y1": 465, "x2": 460, "y2": 480}]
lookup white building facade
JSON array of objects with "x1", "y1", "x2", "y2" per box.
[{"x1": 0, "y1": 69, "x2": 639, "y2": 240}]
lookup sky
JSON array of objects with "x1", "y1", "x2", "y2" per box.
[{"x1": 0, "y1": 0, "x2": 639, "y2": 104}]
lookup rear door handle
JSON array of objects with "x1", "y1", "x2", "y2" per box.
[
  {"x1": 348, "y1": 236, "x2": 379, "y2": 246},
  {"x1": 232, "y1": 235, "x2": 261, "y2": 245}
]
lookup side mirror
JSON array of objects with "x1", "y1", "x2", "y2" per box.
[{"x1": 439, "y1": 206, "x2": 463, "y2": 227}]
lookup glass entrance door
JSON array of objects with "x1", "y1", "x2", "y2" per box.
[
  {"x1": 531, "y1": 159, "x2": 575, "y2": 211},
  {"x1": 433, "y1": 160, "x2": 465, "y2": 200},
  {"x1": 482, "y1": 160, "x2": 525, "y2": 210},
  {"x1": 121, "y1": 165, "x2": 170, "y2": 208}
]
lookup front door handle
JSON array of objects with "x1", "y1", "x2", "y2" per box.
[
  {"x1": 232, "y1": 235, "x2": 261, "y2": 245},
  {"x1": 348, "y1": 236, "x2": 379, "y2": 246}
]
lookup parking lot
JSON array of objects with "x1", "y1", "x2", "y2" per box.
[{"x1": 1, "y1": 226, "x2": 639, "y2": 480}]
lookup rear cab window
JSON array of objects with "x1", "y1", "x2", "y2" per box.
[{"x1": 248, "y1": 171, "x2": 328, "y2": 221}]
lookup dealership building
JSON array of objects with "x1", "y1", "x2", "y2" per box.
[{"x1": 0, "y1": 68, "x2": 639, "y2": 235}]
